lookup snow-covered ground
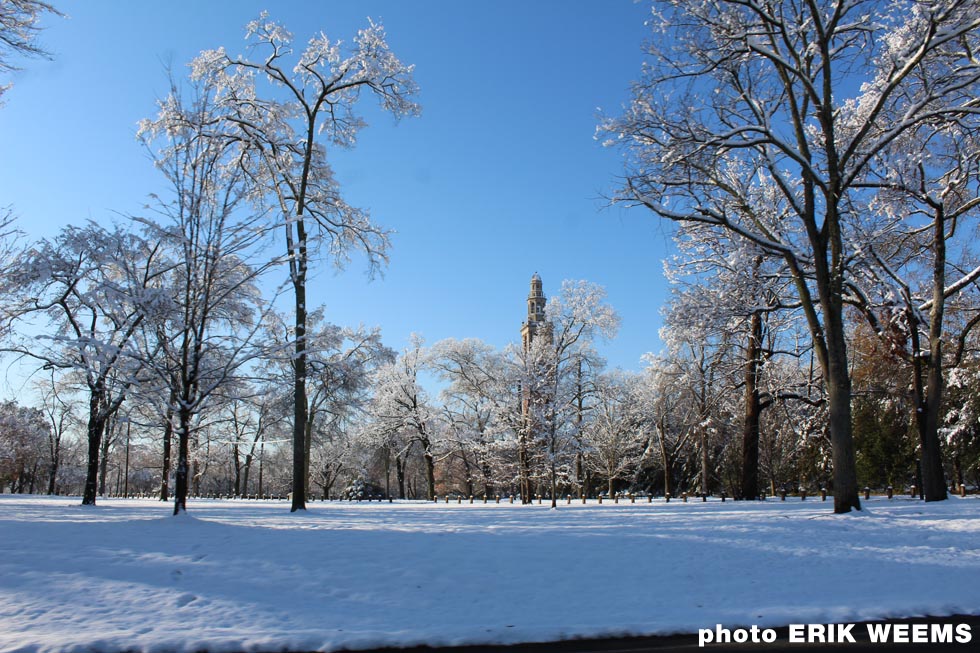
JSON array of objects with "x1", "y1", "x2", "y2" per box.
[{"x1": 2, "y1": 495, "x2": 979, "y2": 653}]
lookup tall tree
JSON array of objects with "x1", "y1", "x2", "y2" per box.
[
  {"x1": 190, "y1": 13, "x2": 419, "y2": 512},
  {"x1": 8, "y1": 223, "x2": 167, "y2": 505},
  {"x1": 604, "y1": 0, "x2": 980, "y2": 512},
  {"x1": 138, "y1": 73, "x2": 273, "y2": 514},
  {"x1": 852, "y1": 125, "x2": 980, "y2": 501}
]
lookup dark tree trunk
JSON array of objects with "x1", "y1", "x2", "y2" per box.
[
  {"x1": 740, "y1": 311, "x2": 763, "y2": 500},
  {"x1": 160, "y1": 400, "x2": 174, "y2": 501},
  {"x1": 82, "y1": 393, "x2": 108, "y2": 506},
  {"x1": 47, "y1": 446, "x2": 59, "y2": 496},
  {"x1": 913, "y1": 356, "x2": 948, "y2": 502},
  {"x1": 173, "y1": 407, "x2": 192, "y2": 515},
  {"x1": 825, "y1": 311, "x2": 860, "y2": 513},
  {"x1": 241, "y1": 452, "x2": 253, "y2": 497},
  {"x1": 395, "y1": 454, "x2": 406, "y2": 499},
  {"x1": 790, "y1": 182, "x2": 860, "y2": 513},
  {"x1": 423, "y1": 448, "x2": 435, "y2": 501},
  {"x1": 918, "y1": 210, "x2": 949, "y2": 501},
  {"x1": 290, "y1": 220, "x2": 309, "y2": 513},
  {"x1": 384, "y1": 447, "x2": 391, "y2": 500},
  {"x1": 233, "y1": 443, "x2": 242, "y2": 497},
  {"x1": 700, "y1": 430, "x2": 709, "y2": 496},
  {"x1": 518, "y1": 431, "x2": 533, "y2": 504}
]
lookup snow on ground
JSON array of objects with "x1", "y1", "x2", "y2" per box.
[{"x1": 2, "y1": 495, "x2": 979, "y2": 653}]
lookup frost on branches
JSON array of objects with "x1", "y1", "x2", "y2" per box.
[
  {"x1": 604, "y1": 0, "x2": 980, "y2": 513},
  {"x1": 184, "y1": 12, "x2": 420, "y2": 511}
]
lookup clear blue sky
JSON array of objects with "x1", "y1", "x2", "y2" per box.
[{"x1": 0, "y1": 0, "x2": 673, "y2": 376}]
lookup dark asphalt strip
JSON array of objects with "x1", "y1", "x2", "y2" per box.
[{"x1": 325, "y1": 614, "x2": 980, "y2": 653}]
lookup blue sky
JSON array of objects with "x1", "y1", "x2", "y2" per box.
[{"x1": 0, "y1": 0, "x2": 673, "y2": 377}]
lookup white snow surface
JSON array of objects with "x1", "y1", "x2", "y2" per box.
[{"x1": 2, "y1": 495, "x2": 980, "y2": 652}]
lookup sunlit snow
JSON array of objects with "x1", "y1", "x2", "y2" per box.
[{"x1": 1, "y1": 495, "x2": 979, "y2": 652}]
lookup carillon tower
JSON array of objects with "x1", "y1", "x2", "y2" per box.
[
  {"x1": 518, "y1": 273, "x2": 553, "y2": 504},
  {"x1": 521, "y1": 272, "x2": 551, "y2": 352}
]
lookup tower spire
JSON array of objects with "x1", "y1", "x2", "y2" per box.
[{"x1": 522, "y1": 273, "x2": 549, "y2": 352}]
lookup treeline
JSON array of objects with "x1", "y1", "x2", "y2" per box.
[{"x1": 4, "y1": 267, "x2": 980, "y2": 505}]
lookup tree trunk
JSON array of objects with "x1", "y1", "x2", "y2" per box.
[
  {"x1": 160, "y1": 400, "x2": 174, "y2": 501},
  {"x1": 304, "y1": 414, "x2": 314, "y2": 498},
  {"x1": 241, "y1": 453, "x2": 253, "y2": 497},
  {"x1": 825, "y1": 320, "x2": 860, "y2": 513},
  {"x1": 550, "y1": 438, "x2": 558, "y2": 509},
  {"x1": 47, "y1": 446, "x2": 59, "y2": 495},
  {"x1": 740, "y1": 311, "x2": 763, "y2": 500},
  {"x1": 290, "y1": 220, "x2": 309, "y2": 513},
  {"x1": 82, "y1": 393, "x2": 107, "y2": 506},
  {"x1": 98, "y1": 416, "x2": 113, "y2": 497},
  {"x1": 396, "y1": 454, "x2": 406, "y2": 499},
  {"x1": 233, "y1": 442, "x2": 242, "y2": 497},
  {"x1": 384, "y1": 447, "x2": 391, "y2": 500},
  {"x1": 423, "y1": 448, "x2": 435, "y2": 501},
  {"x1": 518, "y1": 430, "x2": 533, "y2": 504},
  {"x1": 914, "y1": 351, "x2": 948, "y2": 502},
  {"x1": 700, "y1": 430, "x2": 709, "y2": 496},
  {"x1": 173, "y1": 407, "x2": 192, "y2": 515},
  {"x1": 919, "y1": 210, "x2": 949, "y2": 501}
]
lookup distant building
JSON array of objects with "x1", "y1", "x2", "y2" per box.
[
  {"x1": 518, "y1": 273, "x2": 553, "y2": 503},
  {"x1": 520, "y1": 272, "x2": 552, "y2": 352}
]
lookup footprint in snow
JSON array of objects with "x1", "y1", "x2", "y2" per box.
[{"x1": 176, "y1": 593, "x2": 198, "y2": 608}]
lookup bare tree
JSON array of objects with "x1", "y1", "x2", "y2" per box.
[
  {"x1": 852, "y1": 125, "x2": 980, "y2": 501},
  {"x1": 138, "y1": 72, "x2": 276, "y2": 515},
  {"x1": 7, "y1": 223, "x2": 167, "y2": 505},
  {"x1": 604, "y1": 0, "x2": 980, "y2": 512},
  {"x1": 190, "y1": 13, "x2": 420, "y2": 511}
]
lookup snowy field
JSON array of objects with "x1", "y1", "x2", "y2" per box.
[{"x1": 2, "y1": 495, "x2": 979, "y2": 653}]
